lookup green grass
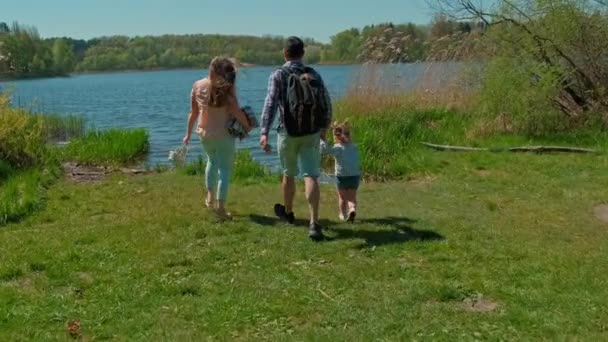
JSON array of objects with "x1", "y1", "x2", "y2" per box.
[
  {"x1": 183, "y1": 150, "x2": 275, "y2": 185},
  {"x1": 0, "y1": 160, "x2": 14, "y2": 182},
  {"x1": 0, "y1": 166, "x2": 59, "y2": 225},
  {"x1": 63, "y1": 128, "x2": 149, "y2": 166},
  {"x1": 1, "y1": 147, "x2": 608, "y2": 340}
]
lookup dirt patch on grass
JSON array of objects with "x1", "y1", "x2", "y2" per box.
[
  {"x1": 593, "y1": 205, "x2": 608, "y2": 224},
  {"x1": 474, "y1": 167, "x2": 511, "y2": 179},
  {"x1": 17, "y1": 276, "x2": 35, "y2": 293},
  {"x1": 459, "y1": 294, "x2": 499, "y2": 313},
  {"x1": 407, "y1": 173, "x2": 437, "y2": 186},
  {"x1": 75, "y1": 272, "x2": 95, "y2": 287},
  {"x1": 63, "y1": 162, "x2": 151, "y2": 183},
  {"x1": 476, "y1": 169, "x2": 492, "y2": 177},
  {"x1": 67, "y1": 319, "x2": 82, "y2": 339},
  {"x1": 63, "y1": 163, "x2": 111, "y2": 183}
]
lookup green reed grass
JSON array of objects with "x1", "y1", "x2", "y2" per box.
[
  {"x1": 63, "y1": 129, "x2": 149, "y2": 166},
  {"x1": 232, "y1": 149, "x2": 274, "y2": 184},
  {"x1": 37, "y1": 114, "x2": 86, "y2": 142},
  {"x1": 332, "y1": 103, "x2": 471, "y2": 179},
  {"x1": 334, "y1": 96, "x2": 608, "y2": 180}
]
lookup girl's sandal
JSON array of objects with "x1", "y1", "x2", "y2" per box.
[
  {"x1": 205, "y1": 200, "x2": 214, "y2": 209},
  {"x1": 213, "y1": 209, "x2": 233, "y2": 221}
]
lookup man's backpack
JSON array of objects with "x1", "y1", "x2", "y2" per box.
[{"x1": 280, "y1": 66, "x2": 329, "y2": 137}]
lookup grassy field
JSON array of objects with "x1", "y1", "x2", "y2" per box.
[{"x1": 1, "y1": 147, "x2": 608, "y2": 340}]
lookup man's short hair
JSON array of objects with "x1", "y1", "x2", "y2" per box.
[{"x1": 285, "y1": 36, "x2": 305, "y2": 59}]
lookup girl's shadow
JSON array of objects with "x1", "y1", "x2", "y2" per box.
[{"x1": 326, "y1": 217, "x2": 444, "y2": 249}]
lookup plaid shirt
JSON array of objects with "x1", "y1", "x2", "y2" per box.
[{"x1": 260, "y1": 60, "x2": 332, "y2": 135}]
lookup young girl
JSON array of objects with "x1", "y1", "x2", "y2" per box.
[
  {"x1": 183, "y1": 57, "x2": 252, "y2": 220},
  {"x1": 321, "y1": 121, "x2": 361, "y2": 222}
]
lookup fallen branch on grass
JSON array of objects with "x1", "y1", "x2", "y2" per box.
[
  {"x1": 421, "y1": 143, "x2": 488, "y2": 152},
  {"x1": 506, "y1": 146, "x2": 597, "y2": 153},
  {"x1": 421, "y1": 142, "x2": 597, "y2": 154}
]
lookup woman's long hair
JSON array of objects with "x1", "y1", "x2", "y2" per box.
[{"x1": 208, "y1": 57, "x2": 237, "y2": 107}]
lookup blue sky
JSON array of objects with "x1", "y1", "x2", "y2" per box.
[{"x1": 3, "y1": 0, "x2": 434, "y2": 42}]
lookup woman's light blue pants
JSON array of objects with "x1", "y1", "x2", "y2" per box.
[{"x1": 201, "y1": 136, "x2": 235, "y2": 202}]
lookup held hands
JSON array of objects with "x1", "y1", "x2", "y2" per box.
[{"x1": 320, "y1": 129, "x2": 327, "y2": 141}]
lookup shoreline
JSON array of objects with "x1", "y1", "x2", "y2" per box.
[{"x1": 0, "y1": 62, "x2": 403, "y2": 82}]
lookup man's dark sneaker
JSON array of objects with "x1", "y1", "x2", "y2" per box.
[
  {"x1": 274, "y1": 203, "x2": 295, "y2": 224},
  {"x1": 308, "y1": 223, "x2": 325, "y2": 241},
  {"x1": 347, "y1": 211, "x2": 356, "y2": 223}
]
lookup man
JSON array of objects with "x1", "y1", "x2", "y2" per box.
[{"x1": 260, "y1": 36, "x2": 332, "y2": 241}]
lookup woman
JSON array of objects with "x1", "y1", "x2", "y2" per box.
[{"x1": 183, "y1": 57, "x2": 252, "y2": 219}]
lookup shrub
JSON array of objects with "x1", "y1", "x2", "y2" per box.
[{"x1": 0, "y1": 106, "x2": 47, "y2": 168}]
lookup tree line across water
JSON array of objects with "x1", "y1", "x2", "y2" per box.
[{"x1": 0, "y1": 18, "x2": 477, "y2": 79}]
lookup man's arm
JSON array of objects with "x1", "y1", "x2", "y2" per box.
[
  {"x1": 259, "y1": 71, "x2": 280, "y2": 151},
  {"x1": 317, "y1": 73, "x2": 332, "y2": 140},
  {"x1": 260, "y1": 71, "x2": 280, "y2": 136}
]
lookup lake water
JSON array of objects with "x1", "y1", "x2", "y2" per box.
[{"x1": 1, "y1": 64, "x2": 448, "y2": 169}]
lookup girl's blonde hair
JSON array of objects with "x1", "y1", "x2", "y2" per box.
[
  {"x1": 332, "y1": 120, "x2": 352, "y2": 141},
  {"x1": 208, "y1": 57, "x2": 237, "y2": 107}
]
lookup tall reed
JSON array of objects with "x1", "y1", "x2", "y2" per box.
[{"x1": 63, "y1": 129, "x2": 150, "y2": 166}]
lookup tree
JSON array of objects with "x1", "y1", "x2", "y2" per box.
[
  {"x1": 52, "y1": 38, "x2": 75, "y2": 74},
  {"x1": 333, "y1": 28, "x2": 361, "y2": 61},
  {"x1": 0, "y1": 22, "x2": 9, "y2": 34},
  {"x1": 432, "y1": 0, "x2": 608, "y2": 122}
]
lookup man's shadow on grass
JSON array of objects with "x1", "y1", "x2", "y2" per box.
[
  {"x1": 249, "y1": 214, "x2": 312, "y2": 227},
  {"x1": 249, "y1": 214, "x2": 444, "y2": 249}
]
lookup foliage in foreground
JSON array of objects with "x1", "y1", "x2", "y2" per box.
[{"x1": 63, "y1": 129, "x2": 149, "y2": 166}]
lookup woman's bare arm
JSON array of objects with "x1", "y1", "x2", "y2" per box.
[
  {"x1": 183, "y1": 84, "x2": 200, "y2": 144},
  {"x1": 227, "y1": 94, "x2": 252, "y2": 132}
]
